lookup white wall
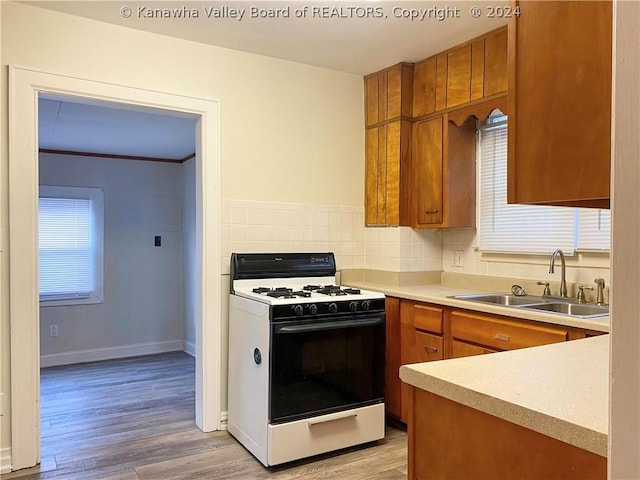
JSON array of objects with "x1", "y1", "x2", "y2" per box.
[
  {"x1": 0, "y1": 0, "x2": 364, "y2": 460},
  {"x1": 182, "y1": 158, "x2": 196, "y2": 351},
  {"x1": 38, "y1": 153, "x2": 185, "y2": 364},
  {"x1": 442, "y1": 229, "x2": 610, "y2": 293}
]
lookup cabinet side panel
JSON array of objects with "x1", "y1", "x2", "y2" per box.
[
  {"x1": 384, "y1": 297, "x2": 402, "y2": 420},
  {"x1": 398, "y1": 121, "x2": 413, "y2": 226},
  {"x1": 444, "y1": 118, "x2": 476, "y2": 228}
]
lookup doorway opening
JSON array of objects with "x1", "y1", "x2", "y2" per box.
[
  {"x1": 36, "y1": 93, "x2": 200, "y2": 468},
  {"x1": 9, "y1": 66, "x2": 222, "y2": 471}
]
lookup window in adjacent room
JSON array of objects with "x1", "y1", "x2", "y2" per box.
[
  {"x1": 477, "y1": 113, "x2": 610, "y2": 254},
  {"x1": 38, "y1": 185, "x2": 104, "y2": 305}
]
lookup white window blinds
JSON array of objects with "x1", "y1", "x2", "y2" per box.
[
  {"x1": 39, "y1": 197, "x2": 93, "y2": 299},
  {"x1": 478, "y1": 117, "x2": 610, "y2": 254}
]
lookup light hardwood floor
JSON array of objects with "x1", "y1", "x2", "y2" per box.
[{"x1": 4, "y1": 352, "x2": 407, "y2": 479}]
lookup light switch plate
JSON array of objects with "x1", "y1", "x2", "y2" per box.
[{"x1": 451, "y1": 250, "x2": 464, "y2": 267}]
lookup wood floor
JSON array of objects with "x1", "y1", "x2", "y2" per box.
[{"x1": 4, "y1": 352, "x2": 407, "y2": 480}]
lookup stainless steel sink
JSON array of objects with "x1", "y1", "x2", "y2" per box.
[
  {"x1": 450, "y1": 293, "x2": 609, "y2": 319},
  {"x1": 452, "y1": 293, "x2": 545, "y2": 306},
  {"x1": 520, "y1": 302, "x2": 609, "y2": 318}
]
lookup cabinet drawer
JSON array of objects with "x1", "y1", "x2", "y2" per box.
[
  {"x1": 410, "y1": 303, "x2": 443, "y2": 334},
  {"x1": 414, "y1": 331, "x2": 444, "y2": 362},
  {"x1": 451, "y1": 339, "x2": 497, "y2": 358},
  {"x1": 450, "y1": 311, "x2": 568, "y2": 351}
]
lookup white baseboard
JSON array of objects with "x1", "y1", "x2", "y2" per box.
[
  {"x1": 182, "y1": 340, "x2": 196, "y2": 357},
  {"x1": 0, "y1": 447, "x2": 11, "y2": 474},
  {"x1": 40, "y1": 340, "x2": 185, "y2": 368}
]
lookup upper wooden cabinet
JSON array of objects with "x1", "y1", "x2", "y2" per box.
[
  {"x1": 412, "y1": 115, "x2": 476, "y2": 228},
  {"x1": 507, "y1": 1, "x2": 612, "y2": 208},
  {"x1": 365, "y1": 121, "x2": 411, "y2": 226},
  {"x1": 413, "y1": 27, "x2": 507, "y2": 117},
  {"x1": 364, "y1": 27, "x2": 506, "y2": 228},
  {"x1": 365, "y1": 63, "x2": 413, "y2": 127}
]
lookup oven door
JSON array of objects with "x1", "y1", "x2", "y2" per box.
[{"x1": 269, "y1": 313, "x2": 385, "y2": 424}]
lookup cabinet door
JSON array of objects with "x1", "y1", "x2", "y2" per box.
[
  {"x1": 364, "y1": 64, "x2": 413, "y2": 127},
  {"x1": 446, "y1": 45, "x2": 472, "y2": 108},
  {"x1": 451, "y1": 339, "x2": 498, "y2": 358},
  {"x1": 412, "y1": 117, "x2": 443, "y2": 225},
  {"x1": 483, "y1": 28, "x2": 508, "y2": 97},
  {"x1": 385, "y1": 297, "x2": 402, "y2": 420},
  {"x1": 413, "y1": 57, "x2": 437, "y2": 118},
  {"x1": 507, "y1": 0, "x2": 612, "y2": 207},
  {"x1": 365, "y1": 121, "x2": 411, "y2": 226}
]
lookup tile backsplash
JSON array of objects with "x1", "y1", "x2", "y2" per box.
[
  {"x1": 220, "y1": 200, "x2": 442, "y2": 275},
  {"x1": 221, "y1": 200, "x2": 610, "y2": 288}
]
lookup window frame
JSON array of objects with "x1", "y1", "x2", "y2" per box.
[
  {"x1": 476, "y1": 115, "x2": 610, "y2": 255},
  {"x1": 38, "y1": 185, "x2": 104, "y2": 307}
]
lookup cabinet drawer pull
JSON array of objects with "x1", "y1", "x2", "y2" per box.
[
  {"x1": 423, "y1": 345, "x2": 439, "y2": 353},
  {"x1": 494, "y1": 333, "x2": 510, "y2": 342},
  {"x1": 425, "y1": 209, "x2": 439, "y2": 214}
]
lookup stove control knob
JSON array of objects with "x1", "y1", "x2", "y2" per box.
[
  {"x1": 349, "y1": 301, "x2": 358, "y2": 312},
  {"x1": 293, "y1": 305, "x2": 304, "y2": 316},
  {"x1": 308, "y1": 304, "x2": 318, "y2": 315},
  {"x1": 361, "y1": 300, "x2": 371, "y2": 311},
  {"x1": 328, "y1": 303, "x2": 338, "y2": 314}
]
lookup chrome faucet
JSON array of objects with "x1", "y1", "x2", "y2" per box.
[
  {"x1": 594, "y1": 278, "x2": 607, "y2": 306},
  {"x1": 549, "y1": 249, "x2": 568, "y2": 297}
]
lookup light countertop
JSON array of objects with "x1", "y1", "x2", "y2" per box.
[
  {"x1": 343, "y1": 280, "x2": 609, "y2": 333},
  {"x1": 399, "y1": 334, "x2": 608, "y2": 456}
]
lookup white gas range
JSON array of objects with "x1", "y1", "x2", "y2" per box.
[{"x1": 227, "y1": 253, "x2": 386, "y2": 467}]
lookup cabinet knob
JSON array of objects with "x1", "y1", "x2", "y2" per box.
[
  {"x1": 423, "y1": 345, "x2": 438, "y2": 353},
  {"x1": 494, "y1": 333, "x2": 510, "y2": 342},
  {"x1": 425, "y1": 209, "x2": 439, "y2": 214}
]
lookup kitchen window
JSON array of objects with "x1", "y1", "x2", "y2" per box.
[
  {"x1": 38, "y1": 185, "x2": 104, "y2": 305},
  {"x1": 478, "y1": 114, "x2": 610, "y2": 254}
]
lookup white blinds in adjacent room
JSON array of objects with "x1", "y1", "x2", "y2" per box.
[
  {"x1": 38, "y1": 197, "x2": 93, "y2": 299},
  {"x1": 477, "y1": 117, "x2": 610, "y2": 254}
]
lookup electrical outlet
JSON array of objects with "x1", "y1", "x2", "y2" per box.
[
  {"x1": 450, "y1": 250, "x2": 464, "y2": 267},
  {"x1": 49, "y1": 325, "x2": 59, "y2": 337}
]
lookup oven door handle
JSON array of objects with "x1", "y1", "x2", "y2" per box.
[{"x1": 274, "y1": 317, "x2": 384, "y2": 334}]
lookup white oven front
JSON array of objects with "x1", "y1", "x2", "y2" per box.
[{"x1": 227, "y1": 294, "x2": 385, "y2": 467}]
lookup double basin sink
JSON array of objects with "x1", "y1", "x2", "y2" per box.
[{"x1": 450, "y1": 293, "x2": 609, "y2": 319}]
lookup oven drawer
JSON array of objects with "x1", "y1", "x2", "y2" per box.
[{"x1": 267, "y1": 403, "x2": 385, "y2": 466}]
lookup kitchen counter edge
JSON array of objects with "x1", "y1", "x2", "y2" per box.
[{"x1": 343, "y1": 281, "x2": 609, "y2": 333}]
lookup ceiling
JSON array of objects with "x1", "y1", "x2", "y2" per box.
[
  {"x1": 31, "y1": 0, "x2": 507, "y2": 159},
  {"x1": 38, "y1": 95, "x2": 198, "y2": 161}
]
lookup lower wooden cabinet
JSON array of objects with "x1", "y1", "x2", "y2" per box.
[
  {"x1": 407, "y1": 388, "x2": 606, "y2": 480},
  {"x1": 384, "y1": 296, "x2": 606, "y2": 422},
  {"x1": 384, "y1": 297, "x2": 402, "y2": 420}
]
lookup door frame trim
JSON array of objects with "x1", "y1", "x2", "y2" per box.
[{"x1": 8, "y1": 65, "x2": 222, "y2": 470}]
